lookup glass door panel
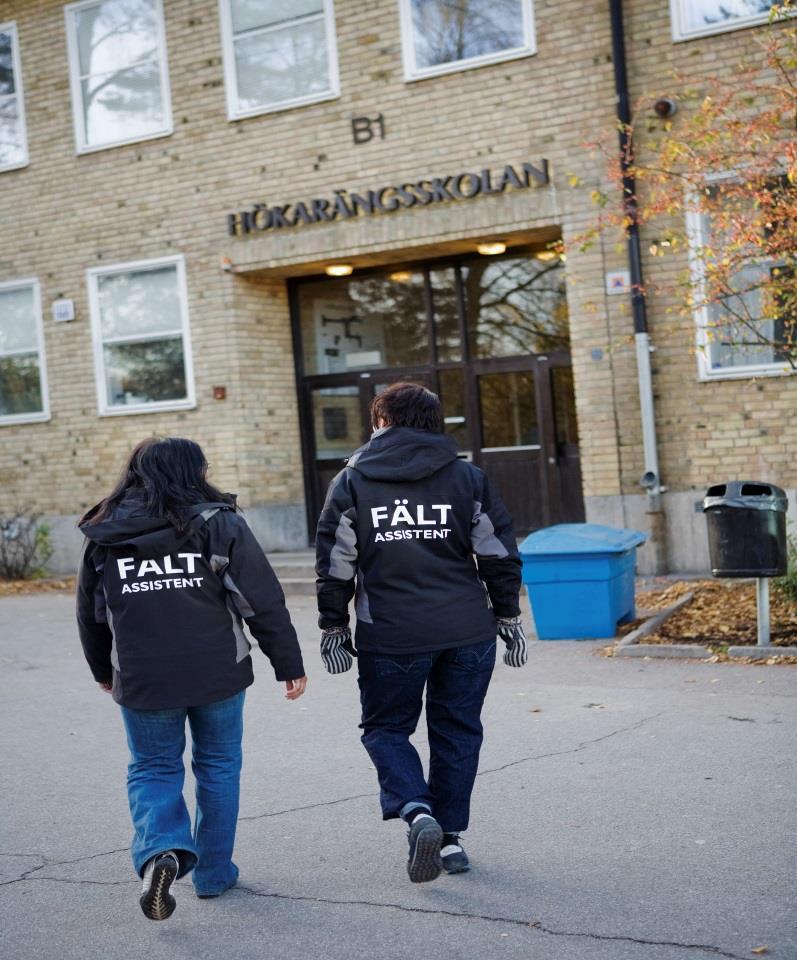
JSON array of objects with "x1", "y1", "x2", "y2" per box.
[
  {"x1": 477, "y1": 368, "x2": 544, "y2": 535},
  {"x1": 311, "y1": 386, "x2": 362, "y2": 460},
  {"x1": 438, "y1": 367, "x2": 470, "y2": 457},
  {"x1": 429, "y1": 267, "x2": 462, "y2": 362},
  {"x1": 478, "y1": 370, "x2": 539, "y2": 450}
]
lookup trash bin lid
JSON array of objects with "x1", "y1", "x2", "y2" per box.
[
  {"x1": 519, "y1": 523, "x2": 648, "y2": 556},
  {"x1": 703, "y1": 480, "x2": 788, "y2": 512}
]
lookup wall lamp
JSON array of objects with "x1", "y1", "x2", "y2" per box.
[
  {"x1": 476, "y1": 242, "x2": 506, "y2": 256},
  {"x1": 325, "y1": 264, "x2": 354, "y2": 277}
]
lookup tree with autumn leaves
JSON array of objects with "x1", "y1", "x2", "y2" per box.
[{"x1": 569, "y1": 3, "x2": 796, "y2": 371}]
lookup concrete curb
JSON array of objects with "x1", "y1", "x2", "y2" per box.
[
  {"x1": 727, "y1": 645, "x2": 797, "y2": 660},
  {"x1": 616, "y1": 593, "x2": 695, "y2": 648},
  {"x1": 615, "y1": 642, "x2": 713, "y2": 659},
  {"x1": 612, "y1": 591, "x2": 714, "y2": 658}
]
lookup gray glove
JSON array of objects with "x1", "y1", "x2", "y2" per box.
[
  {"x1": 320, "y1": 626, "x2": 356, "y2": 674},
  {"x1": 497, "y1": 616, "x2": 528, "y2": 667}
]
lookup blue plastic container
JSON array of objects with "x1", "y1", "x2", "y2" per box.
[{"x1": 519, "y1": 523, "x2": 648, "y2": 639}]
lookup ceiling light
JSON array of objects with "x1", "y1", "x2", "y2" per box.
[
  {"x1": 325, "y1": 264, "x2": 353, "y2": 277},
  {"x1": 534, "y1": 250, "x2": 558, "y2": 262},
  {"x1": 389, "y1": 271, "x2": 413, "y2": 282},
  {"x1": 476, "y1": 242, "x2": 506, "y2": 256}
]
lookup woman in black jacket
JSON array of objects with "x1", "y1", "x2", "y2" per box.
[{"x1": 77, "y1": 437, "x2": 306, "y2": 920}]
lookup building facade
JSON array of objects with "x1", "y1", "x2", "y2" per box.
[{"x1": 0, "y1": 0, "x2": 794, "y2": 574}]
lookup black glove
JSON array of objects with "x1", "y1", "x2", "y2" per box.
[
  {"x1": 320, "y1": 626, "x2": 356, "y2": 674},
  {"x1": 497, "y1": 617, "x2": 528, "y2": 668}
]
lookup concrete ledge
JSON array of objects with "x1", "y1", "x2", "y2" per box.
[
  {"x1": 727, "y1": 646, "x2": 797, "y2": 660},
  {"x1": 615, "y1": 643, "x2": 713, "y2": 659},
  {"x1": 617, "y1": 593, "x2": 695, "y2": 648}
]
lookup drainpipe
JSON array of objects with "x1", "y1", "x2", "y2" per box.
[{"x1": 608, "y1": 0, "x2": 666, "y2": 572}]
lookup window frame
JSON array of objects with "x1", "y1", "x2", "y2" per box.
[
  {"x1": 0, "y1": 278, "x2": 50, "y2": 426},
  {"x1": 670, "y1": 0, "x2": 776, "y2": 42},
  {"x1": 686, "y1": 177, "x2": 792, "y2": 381},
  {"x1": 64, "y1": 0, "x2": 173, "y2": 155},
  {"x1": 218, "y1": 0, "x2": 341, "y2": 121},
  {"x1": 398, "y1": 0, "x2": 536, "y2": 82},
  {"x1": 0, "y1": 21, "x2": 29, "y2": 173},
  {"x1": 87, "y1": 254, "x2": 196, "y2": 417}
]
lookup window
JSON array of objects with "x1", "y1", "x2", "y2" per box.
[
  {"x1": 0, "y1": 280, "x2": 49, "y2": 425},
  {"x1": 297, "y1": 270, "x2": 429, "y2": 375},
  {"x1": 0, "y1": 22, "x2": 28, "y2": 172},
  {"x1": 219, "y1": 0, "x2": 340, "y2": 119},
  {"x1": 463, "y1": 255, "x2": 569, "y2": 359},
  {"x1": 64, "y1": 0, "x2": 172, "y2": 153},
  {"x1": 399, "y1": 0, "x2": 535, "y2": 81},
  {"x1": 87, "y1": 256, "x2": 195, "y2": 414},
  {"x1": 688, "y1": 184, "x2": 793, "y2": 380},
  {"x1": 671, "y1": 0, "x2": 776, "y2": 41}
]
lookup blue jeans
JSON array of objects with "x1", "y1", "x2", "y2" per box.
[
  {"x1": 357, "y1": 638, "x2": 496, "y2": 833},
  {"x1": 120, "y1": 691, "x2": 244, "y2": 896}
]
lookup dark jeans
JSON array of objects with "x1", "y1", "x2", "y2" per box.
[
  {"x1": 120, "y1": 691, "x2": 244, "y2": 896},
  {"x1": 357, "y1": 638, "x2": 496, "y2": 833}
]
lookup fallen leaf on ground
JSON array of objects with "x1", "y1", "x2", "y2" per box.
[{"x1": 636, "y1": 580, "x2": 797, "y2": 648}]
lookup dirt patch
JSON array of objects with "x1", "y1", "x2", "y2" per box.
[
  {"x1": 0, "y1": 577, "x2": 76, "y2": 597},
  {"x1": 637, "y1": 579, "x2": 797, "y2": 647}
]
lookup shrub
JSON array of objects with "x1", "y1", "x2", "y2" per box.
[{"x1": 0, "y1": 509, "x2": 54, "y2": 580}]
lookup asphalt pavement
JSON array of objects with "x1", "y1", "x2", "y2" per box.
[{"x1": 1, "y1": 591, "x2": 795, "y2": 960}]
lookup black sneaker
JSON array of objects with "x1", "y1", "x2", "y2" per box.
[
  {"x1": 140, "y1": 851, "x2": 179, "y2": 921},
  {"x1": 441, "y1": 838, "x2": 470, "y2": 874},
  {"x1": 406, "y1": 815, "x2": 443, "y2": 883}
]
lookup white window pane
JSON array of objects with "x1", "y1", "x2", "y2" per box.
[
  {"x1": 706, "y1": 262, "x2": 776, "y2": 369},
  {"x1": 0, "y1": 353, "x2": 42, "y2": 417},
  {"x1": 411, "y1": 0, "x2": 525, "y2": 69},
  {"x1": 681, "y1": 0, "x2": 774, "y2": 32},
  {"x1": 0, "y1": 31, "x2": 16, "y2": 95},
  {"x1": 81, "y1": 62, "x2": 164, "y2": 146},
  {"x1": 230, "y1": 0, "x2": 323, "y2": 34},
  {"x1": 0, "y1": 97, "x2": 25, "y2": 167},
  {"x1": 234, "y1": 18, "x2": 329, "y2": 109},
  {"x1": 0, "y1": 286, "x2": 37, "y2": 352},
  {"x1": 103, "y1": 336, "x2": 187, "y2": 407},
  {"x1": 75, "y1": 0, "x2": 160, "y2": 76},
  {"x1": 97, "y1": 265, "x2": 181, "y2": 340}
]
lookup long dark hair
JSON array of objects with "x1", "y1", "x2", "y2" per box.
[{"x1": 80, "y1": 437, "x2": 236, "y2": 531}]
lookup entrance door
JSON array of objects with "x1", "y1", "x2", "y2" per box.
[
  {"x1": 468, "y1": 353, "x2": 584, "y2": 536},
  {"x1": 293, "y1": 252, "x2": 585, "y2": 539}
]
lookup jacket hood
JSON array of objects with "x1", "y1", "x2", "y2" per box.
[
  {"x1": 347, "y1": 427, "x2": 459, "y2": 482},
  {"x1": 79, "y1": 490, "x2": 233, "y2": 557}
]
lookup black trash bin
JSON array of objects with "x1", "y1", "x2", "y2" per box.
[{"x1": 702, "y1": 481, "x2": 788, "y2": 577}]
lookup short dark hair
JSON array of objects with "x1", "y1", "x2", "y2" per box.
[{"x1": 370, "y1": 382, "x2": 443, "y2": 432}]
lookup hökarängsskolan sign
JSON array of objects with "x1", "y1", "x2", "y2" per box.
[{"x1": 227, "y1": 160, "x2": 549, "y2": 236}]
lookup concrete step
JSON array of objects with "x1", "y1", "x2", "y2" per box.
[
  {"x1": 279, "y1": 578, "x2": 316, "y2": 598},
  {"x1": 272, "y1": 562, "x2": 315, "y2": 581},
  {"x1": 269, "y1": 552, "x2": 315, "y2": 597}
]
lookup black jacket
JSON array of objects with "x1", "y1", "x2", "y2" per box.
[
  {"x1": 315, "y1": 427, "x2": 521, "y2": 655},
  {"x1": 77, "y1": 494, "x2": 304, "y2": 710}
]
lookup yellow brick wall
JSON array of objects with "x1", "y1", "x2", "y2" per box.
[{"x1": 0, "y1": 0, "x2": 793, "y2": 566}]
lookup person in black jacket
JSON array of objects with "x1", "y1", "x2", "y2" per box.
[
  {"x1": 316, "y1": 382, "x2": 527, "y2": 884},
  {"x1": 77, "y1": 437, "x2": 306, "y2": 920}
]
